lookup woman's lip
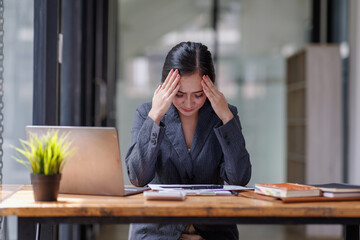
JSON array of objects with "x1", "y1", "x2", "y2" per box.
[{"x1": 182, "y1": 108, "x2": 193, "y2": 112}]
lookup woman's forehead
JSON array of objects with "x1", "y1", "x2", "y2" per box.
[{"x1": 179, "y1": 73, "x2": 202, "y2": 92}]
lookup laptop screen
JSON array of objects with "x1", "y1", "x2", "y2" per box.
[{"x1": 25, "y1": 126, "x2": 127, "y2": 196}]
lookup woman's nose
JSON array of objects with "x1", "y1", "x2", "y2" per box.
[{"x1": 184, "y1": 96, "x2": 192, "y2": 108}]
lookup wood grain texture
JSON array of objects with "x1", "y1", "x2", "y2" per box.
[
  {"x1": 0, "y1": 185, "x2": 24, "y2": 202},
  {"x1": 1, "y1": 185, "x2": 360, "y2": 218}
]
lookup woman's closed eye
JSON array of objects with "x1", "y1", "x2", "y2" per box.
[
  {"x1": 194, "y1": 93, "x2": 204, "y2": 98},
  {"x1": 175, "y1": 93, "x2": 204, "y2": 98}
]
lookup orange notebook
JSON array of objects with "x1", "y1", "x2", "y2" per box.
[{"x1": 254, "y1": 183, "x2": 321, "y2": 198}]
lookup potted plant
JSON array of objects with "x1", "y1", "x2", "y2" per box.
[{"x1": 12, "y1": 130, "x2": 75, "y2": 201}]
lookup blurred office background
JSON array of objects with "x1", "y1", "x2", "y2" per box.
[{"x1": 2, "y1": 0, "x2": 360, "y2": 239}]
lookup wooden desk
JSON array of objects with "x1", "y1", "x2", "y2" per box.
[{"x1": 1, "y1": 185, "x2": 360, "y2": 240}]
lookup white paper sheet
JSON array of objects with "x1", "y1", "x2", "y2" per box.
[{"x1": 148, "y1": 184, "x2": 253, "y2": 195}]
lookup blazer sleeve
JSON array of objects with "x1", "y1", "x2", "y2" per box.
[
  {"x1": 213, "y1": 105, "x2": 251, "y2": 186},
  {"x1": 125, "y1": 103, "x2": 166, "y2": 187}
]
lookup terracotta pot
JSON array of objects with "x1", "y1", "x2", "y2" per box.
[{"x1": 30, "y1": 174, "x2": 61, "y2": 201}]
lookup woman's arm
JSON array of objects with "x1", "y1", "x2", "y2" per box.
[
  {"x1": 126, "y1": 70, "x2": 180, "y2": 186},
  {"x1": 213, "y1": 106, "x2": 251, "y2": 185},
  {"x1": 201, "y1": 76, "x2": 251, "y2": 185},
  {"x1": 125, "y1": 104, "x2": 166, "y2": 187}
]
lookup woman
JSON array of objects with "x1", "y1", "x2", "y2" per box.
[{"x1": 125, "y1": 42, "x2": 251, "y2": 240}]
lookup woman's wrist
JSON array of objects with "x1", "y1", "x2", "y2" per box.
[
  {"x1": 148, "y1": 109, "x2": 162, "y2": 125},
  {"x1": 221, "y1": 110, "x2": 234, "y2": 125}
]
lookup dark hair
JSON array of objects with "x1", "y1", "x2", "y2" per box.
[{"x1": 161, "y1": 42, "x2": 215, "y2": 83}]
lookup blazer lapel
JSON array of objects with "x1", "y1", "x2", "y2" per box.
[
  {"x1": 164, "y1": 104, "x2": 193, "y2": 178},
  {"x1": 190, "y1": 100, "x2": 221, "y2": 160}
]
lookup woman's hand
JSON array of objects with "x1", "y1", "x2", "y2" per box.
[
  {"x1": 201, "y1": 75, "x2": 234, "y2": 124},
  {"x1": 148, "y1": 69, "x2": 181, "y2": 125}
]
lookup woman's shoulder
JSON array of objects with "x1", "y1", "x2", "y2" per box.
[{"x1": 135, "y1": 102, "x2": 152, "y2": 116}]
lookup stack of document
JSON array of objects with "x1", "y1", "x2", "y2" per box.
[
  {"x1": 148, "y1": 184, "x2": 252, "y2": 196},
  {"x1": 312, "y1": 183, "x2": 360, "y2": 198}
]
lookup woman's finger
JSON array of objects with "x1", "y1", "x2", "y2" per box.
[
  {"x1": 168, "y1": 82, "x2": 181, "y2": 99},
  {"x1": 202, "y1": 76, "x2": 215, "y2": 95},
  {"x1": 163, "y1": 69, "x2": 177, "y2": 89},
  {"x1": 161, "y1": 69, "x2": 173, "y2": 89},
  {"x1": 168, "y1": 73, "x2": 180, "y2": 92},
  {"x1": 155, "y1": 84, "x2": 161, "y2": 94},
  {"x1": 167, "y1": 70, "x2": 179, "y2": 89},
  {"x1": 202, "y1": 77, "x2": 224, "y2": 103},
  {"x1": 201, "y1": 80, "x2": 214, "y2": 100},
  {"x1": 203, "y1": 75, "x2": 218, "y2": 93}
]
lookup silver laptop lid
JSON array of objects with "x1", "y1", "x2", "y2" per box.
[{"x1": 25, "y1": 126, "x2": 125, "y2": 196}]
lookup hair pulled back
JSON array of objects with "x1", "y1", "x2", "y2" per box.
[{"x1": 161, "y1": 42, "x2": 215, "y2": 83}]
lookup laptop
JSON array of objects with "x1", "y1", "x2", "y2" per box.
[{"x1": 25, "y1": 125, "x2": 149, "y2": 196}]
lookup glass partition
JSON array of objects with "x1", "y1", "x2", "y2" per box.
[
  {"x1": 2, "y1": 0, "x2": 34, "y2": 239},
  {"x1": 117, "y1": 0, "x2": 310, "y2": 186},
  {"x1": 3, "y1": 0, "x2": 34, "y2": 184}
]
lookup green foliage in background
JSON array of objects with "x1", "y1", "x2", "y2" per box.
[{"x1": 12, "y1": 130, "x2": 76, "y2": 175}]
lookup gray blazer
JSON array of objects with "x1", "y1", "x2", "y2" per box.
[{"x1": 125, "y1": 100, "x2": 251, "y2": 240}]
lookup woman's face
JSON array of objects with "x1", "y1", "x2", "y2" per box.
[{"x1": 173, "y1": 72, "x2": 207, "y2": 118}]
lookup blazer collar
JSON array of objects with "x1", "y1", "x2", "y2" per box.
[
  {"x1": 164, "y1": 104, "x2": 193, "y2": 178},
  {"x1": 164, "y1": 101, "x2": 221, "y2": 178},
  {"x1": 190, "y1": 100, "x2": 221, "y2": 160}
]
